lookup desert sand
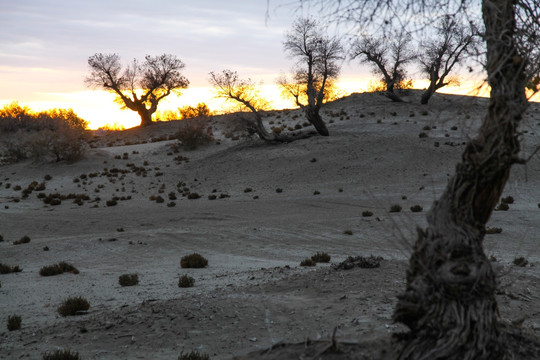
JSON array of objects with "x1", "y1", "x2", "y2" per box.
[{"x1": 1, "y1": 91, "x2": 539, "y2": 359}]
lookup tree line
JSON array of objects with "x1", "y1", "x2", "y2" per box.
[{"x1": 86, "y1": 15, "x2": 477, "y2": 138}]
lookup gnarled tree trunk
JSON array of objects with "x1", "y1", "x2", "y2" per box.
[
  {"x1": 138, "y1": 109, "x2": 154, "y2": 127},
  {"x1": 305, "y1": 106, "x2": 329, "y2": 136},
  {"x1": 394, "y1": 0, "x2": 528, "y2": 359}
]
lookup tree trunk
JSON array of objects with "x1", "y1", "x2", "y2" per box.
[
  {"x1": 420, "y1": 85, "x2": 436, "y2": 105},
  {"x1": 305, "y1": 106, "x2": 329, "y2": 136},
  {"x1": 393, "y1": 0, "x2": 528, "y2": 359},
  {"x1": 138, "y1": 109, "x2": 154, "y2": 127}
]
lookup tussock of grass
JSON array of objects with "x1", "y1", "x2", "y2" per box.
[
  {"x1": 300, "y1": 258, "x2": 316, "y2": 267},
  {"x1": 389, "y1": 204, "x2": 402, "y2": 213},
  {"x1": 181, "y1": 253, "x2": 208, "y2": 268},
  {"x1": 178, "y1": 274, "x2": 195, "y2": 288},
  {"x1": 42, "y1": 349, "x2": 80, "y2": 360},
  {"x1": 178, "y1": 351, "x2": 210, "y2": 360},
  {"x1": 40, "y1": 262, "x2": 79, "y2": 276},
  {"x1": 410, "y1": 205, "x2": 423, "y2": 213},
  {"x1": 0, "y1": 263, "x2": 22, "y2": 274},
  {"x1": 311, "y1": 252, "x2": 331, "y2": 263},
  {"x1": 57, "y1": 296, "x2": 90, "y2": 317},
  {"x1": 513, "y1": 257, "x2": 528, "y2": 267},
  {"x1": 7, "y1": 315, "x2": 21, "y2": 331},
  {"x1": 118, "y1": 274, "x2": 139, "y2": 286},
  {"x1": 13, "y1": 235, "x2": 31, "y2": 245}
]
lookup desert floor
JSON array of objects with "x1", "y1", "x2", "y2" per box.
[{"x1": 1, "y1": 92, "x2": 539, "y2": 359}]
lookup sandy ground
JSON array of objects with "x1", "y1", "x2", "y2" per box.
[{"x1": 1, "y1": 91, "x2": 539, "y2": 359}]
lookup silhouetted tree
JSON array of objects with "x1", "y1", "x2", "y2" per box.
[
  {"x1": 209, "y1": 69, "x2": 279, "y2": 141},
  {"x1": 351, "y1": 30, "x2": 416, "y2": 102},
  {"x1": 419, "y1": 16, "x2": 477, "y2": 104},
  {"x1": 285, "y1": 0, "x2": 540, "y2": 358},
  {"x1": 280, "y1": 17, "x2": 344, "y2": 136},
  {"x1": 86, "y1": 53, "x2": 189, "y2": 127}
]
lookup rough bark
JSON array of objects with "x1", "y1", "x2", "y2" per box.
[
  {"x1": 138, "y1": 109, "x2": 154, "y2": 127},
  {"x1": 305, "y1": 106, "x2": 329, "y2": 136},
  {"x1": 394, "y1": 0, "x2": 529, "y2": 359}
]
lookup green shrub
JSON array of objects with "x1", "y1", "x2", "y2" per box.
[
  {"x1": 311, "y1": 252, "x2": 331, "y2": 263},
  {"x1": 57, "y1": 296, "x2": 90, "y2": 316},
  {"x1": 389, "y1": 204, "x2": 402, "y2": 213},
  {"x1": 178, "y1": 351, "x2": 210, "y2": 360},
  {"x1": 181, "y1": 253, "x2": 208, "y2": 268},
  {"x1": 40, "y1": 262, "x2": 79, "y2": 276},
  {"x1": 7, "y1": 315, "x2": 21, "y2": 331},
  {"x1": 300, "y1": 258, "x2": 316, "y2": 267},
  {"x1": 42, "y1": 349, "x2": 80, "y2": 360},
  {"x1": 13, "y1": 235, "x2": 31, "y2": 245},
  {"x1": 178, "y1": 275, "x2": 195, "y2": 288},
  {"x1": 118, "y1": 274, "x2": 139, "y2": 287}
]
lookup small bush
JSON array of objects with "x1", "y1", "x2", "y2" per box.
[
  {"x1": 311, "y1": 252, "x2": 331, "y2": 263},
  {"x1": 276, "y1": 188, "x2": 283, "y2": 193},
  {"x1": 495, "y1": 202, "x2": 509, "y2": 211},
  {"x1": 42, "y1": 349, "x2": 80, "y2": 360},
  {"x1": 57, "y1": 296, "x2": 90, "y2": 316},
  {"x1": 40, "y1": 262, "x2": 79, "y2": 276},
  {"x1": 244, "y1": 188, "x2": 252, "y2": 193},
  {"x1": 106, "y1": 199, "x2": 117, "y2": 207},
  {"x1": 7, "y1": 315, "x2": 21, "y2": 331},
  {"x1": 362, "y1": 211, "x2": 373, "y2": 217},
  {"x1": 178, "y1": 274, "x2": 195, "y2": 288},
  {"x1": 187, "y1": 192, "x2": 201, "y2": 200},
  {"x1": 0, "y1": 263, "x2": 22, "y2": 274},
  {"x1": 300, "y1": 258, "x2": 316, "y2": 267},
  {"x1": 178, "y1": 351, "x2": 210, "y2": 360},
  {"x1": 410, "y1": 205, "x2": 423, "y2": 213},
  {"x1": 486, "y1": 227, "x2": 503, "y2": 234},
  {"x1": 343, "y1": 230, "x2": 353, "y2": 235},
  {"x1": 13, "y1": 235, "x2": 31, "y2": 245},
  {"x1": 118, "y1": 274, "x2": 139, "y2": 287},
  {"x1": 0, "y1": 235, "x2": 3, "y2": 242},
  {"x1": 513, "y1": 257, "x2": 528, "y2": 267},
  {"x1": 175, "y1": 119, "x2": 214, "y2": 150},
  {"x1": 181, "y1": 253, "x2": 208, "y2": 268},
  {"x1": 501, "y1": 196, "x2": 514, "y2": 204},
  {"x1": 389, "y1": 204, "x2": 402, "y2": 213},
  {"x1": 208, "y1": 194, "x2": 217, "y2": 200},
  {"x1": 313, "y1": 190, "x2": 320, "y2": 195}
]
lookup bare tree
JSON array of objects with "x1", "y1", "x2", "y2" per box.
[
  {"x1": 86, "y1": 53, "x2": 189, "y2": 127},
  {"x1": 280, "y1": 0, "x2": 540, "y2": 358},
  {"x1": 209, "y1": 69, "x2": 278, "y2": 141},
  {"x1": 418, "y1": 16, "x2": 477, "y2": 104},
  {"x1": 351, "y1": 30, "x2": 416, "y2": 102},
  {"x1": 280, "y1": 17, "x2": 344, "y2": 136}
]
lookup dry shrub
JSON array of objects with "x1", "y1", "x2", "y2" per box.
[
  {"x1": 410, "y1": 205, "x2": 423, "y2": 212},
  {"x1": 39, "y1": 262, "x2": 79, "y2": 276},
  {"x1": 178, "y1": 274, "x2": 195, "y2": 288},
  {"x1": 181, "y1": 253, "x2": 208, "y2": 268},
  {"x1": 501, "y1": 195, "x2": 514, "y2": 204},
  {"x1": 7, "y1": 315, "x2": 21, "y2": 331},
  {"x1": 118, "y1": 274, "x2": 139, "y2": 287},
  {"x1": 175, "y1": 118, "x2": 214, "y2": 150},
  {"x1": 311, "y1": 252, "x2": 331, "y2": 263},
  {"x1": 13, "y1": 235, "x2": 30, "y2": 245},
  {"x1": 0, "y1": 263, "x2": 22, "y2": 274},
  {"x1": 362, "y1": 211, "x2": 373, "y2": 217},
  {"x1": 300, "y1": 258, "x2": 316, "y2": 267},
  {"x1": 178, "y1": 351, "x2": 210, "y2": 360},
  {"x1": 389, "y1": 204, "x2": 402, "y2": 212},
  {"x1": 42, "y1": 349, "x2": 80, "y2": 360},
  {"x1": 513, "y1": 257, "x2": 529, "y2": 267},
  {"x1": 57, "y1": 296, "x2": 90, "y2": 316},
  {"x1": 333, "y1": 255, "x2": 383, "y2": 270}
]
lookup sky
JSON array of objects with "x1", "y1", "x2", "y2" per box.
[{"x1": 0, "y1": 0, "x2": 478, "y2": 129}]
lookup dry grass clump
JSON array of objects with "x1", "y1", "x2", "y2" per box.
[
  {"x1": 13, "y1": 235, "x2": 31, "y2": 245},
  {"x1": 343, "y1": 230, "x2": 353, "y2": 235},
  {"x1": 40, "y1": 262, "x2": 79, "y2": 276},
  {"x1": 106, "y1": 198, "x2": 117, "y2": 206},
  {"x1": 0, "y1": 263, "x2": 22, "y2": 274},
  {"x1": 501, "y1": 195, "x2": 514, "y2": 204},
  {"x1": 118, "y1": 274, "x2": 139, "y2": 287},
  {"x1": 187, "y1": 192, "x2": 201, "y2": 199},
  {"x1": 300, "y1": 258, "x2": 316, "y2": 267},
  {"x1": 495, "y1": 202, "x2": 509, "y2": 211},
  {"x1": 7, "y1": 315, "x2": 22, "y2": 331},
  {"x1": 362, "y1": 210, "x2": 373, "y2": 217},
  {"x1": 175, "y1": 119, "x2": 214, "y2": 150},
  {"x1": 311, "y1": 252, "x2": 331, "y2": 263},
  {"x1": 513, "y1": 256, "x2": 529, "y2": 267},
  {"x1": 57, "y1": 296, "x2": 90, "y2": 316},
  {"x1": 178, "y1": 351, "x2": 210, "y2": 360},
  {"x1": 181, "y1": 253, "x2": 208, "y2": 268},
  {"x1": 42, "y1": 349, "x2": 80, "y2": 360},
  {"x1": 389, "y1": 204, "x2": 402, "y2": 213},
  {"x1": 276, "y1": 188, "x2": 283, "y2": 193},
  {"x1": 178, "y1": 274, "x2": 195, "y2": 288},
  {"x1": 410, "y1": 205, "x2": 423, "y2": 213},
  {"x1": 486, "y1": 227, "x2": 503, "y2": 234}
]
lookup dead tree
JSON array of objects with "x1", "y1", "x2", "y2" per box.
[
  {"x1": 419, "y1": 16, "x2": 477, "y2": 104},
  {"x1": 351, "y1": 31, "x2": 415, "y2": 102},
  {"x1": 86, "y1": 53, "x2": 189, "y2": 127},
  {"x1": 209, "y1": 69, "x2": 278, "y2": 141},
  {"x1": 281, "y1": 17, "x2": 344, "y2": 136}
]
